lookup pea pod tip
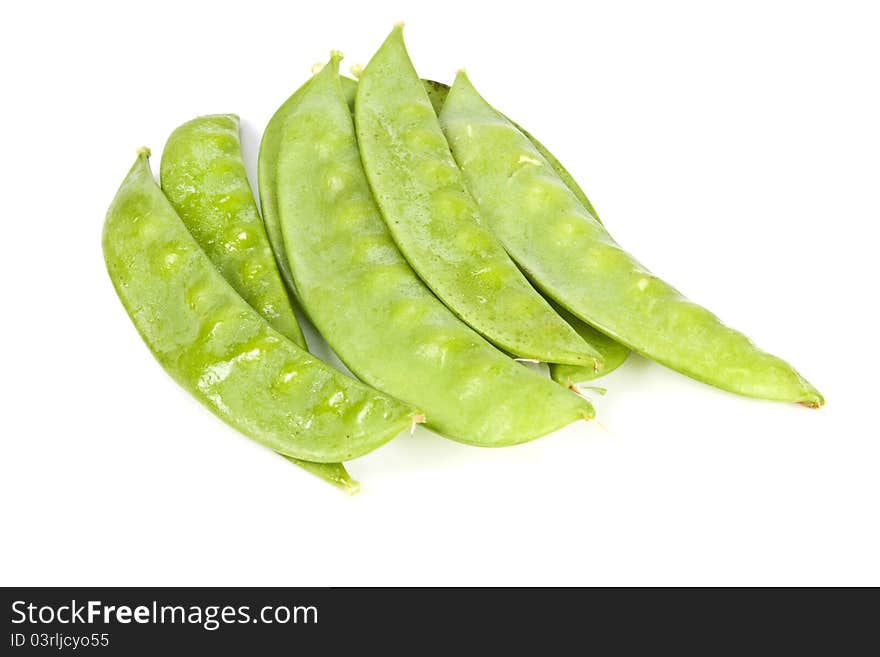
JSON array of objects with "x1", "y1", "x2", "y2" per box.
[{"x1": 136, "y1": 146, "x2": 151, "y2": 158}]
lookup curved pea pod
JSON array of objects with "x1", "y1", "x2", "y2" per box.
[
  {"x1": 439, "y1": 72, "x2": 823, "y2": 407},
  {"x1": 160, "y1": 116, "x2": 356, "y2": 491},
  {"x1": 161, "y1": 114, "x2": 305, "y2": 347},
  {"x1": 275, "y1": 56, "x2": 593, "y2": 446},
  {"x1": 354, "y1": 26, "x2": 601, "y2": 369},
  {"x1": 103, "y1": 150, "x2": 419, "y2": 463}
]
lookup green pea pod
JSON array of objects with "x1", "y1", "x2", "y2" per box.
[
  {"x1": 103, "y1": 150, "x2": 419, "y2": 463},
  {"x1": 275, "y1": 55, "x2": 593, "y2": 446},
  {"x1": 355, "y1": 26, "x2": 601, "y2": 369},
  {"x1": 161, "y1": 115, "x2": 305, "y2": 347},
  {"x1": 159, "y1": 115, "x2": 356, "y2": 492},
  {"x1": 440, "y1": 72, "x2": 823, "y2": 407}
]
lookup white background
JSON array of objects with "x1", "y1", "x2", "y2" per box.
[{"x1": 1, "y1": 0, "x2": 877, "y2": 586}]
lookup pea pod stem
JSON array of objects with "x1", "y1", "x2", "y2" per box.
[{"x1": 160, "y1": 114, "x2": 356, "y2": 491}]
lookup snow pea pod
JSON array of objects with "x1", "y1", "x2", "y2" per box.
[
  {"x1": 103, "y1": 150, "x2": 418, "y2": 463},
  {"x1": 440, "y1": 72, "x2": 823, "y2": 407},
  {"x1": 276, "y1": 56, "x2": 593, "y2": 446},
  {"x1": 161, "y1": 114, "x2": 305, "y2": 346},
  {"x1": 160, "y1": 116, "x2": 356, "y2": 492},
  {"x1": 355, "y1": 26, "x2": 601, "y2": 368}
]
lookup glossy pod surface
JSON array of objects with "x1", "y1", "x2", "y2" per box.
[
  {"x1": 276, "y1": 58, "x2": 593, "y2": 446},
  {"x1": 103, "y1": 151, "x2": 418, "y2": 462},
  {"x1": 440, "y1": 72, "x2": 823, "y2": 406},
  {"x1": 160, "y1": 116, "x2": 355, "y2": 490},
  {"x1": 161, "y1": 114, "x2": 305, "y2": 347},
  {"x1": 355, "y1": 27, "x2": 600, "y2": 368}
]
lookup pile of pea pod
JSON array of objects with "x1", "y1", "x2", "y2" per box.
[{"x1": 103, "y1": 25, "x2": 823, "y2": 493}]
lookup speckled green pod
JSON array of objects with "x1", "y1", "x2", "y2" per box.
[
  {"x1": 160, "y1": 116, "x2": 356, "y2": 491},
  {"x1": 440, "y1": 72, "x2": 823, "y2": 407},
  {"x1": 161, "y1": 114, "x2": 305, "y2": 347},
  {"x1": 103, "y1": 151, "x2": 418, "y2": 462},
  {"x1": 275, "y1": 57, "x2": 593, "y2": 446},
  {"x1": 355, "y1": 26, "x2": 601, "y2": 368}
]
